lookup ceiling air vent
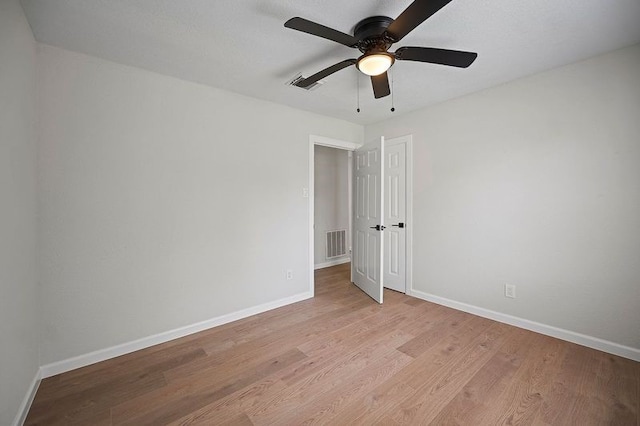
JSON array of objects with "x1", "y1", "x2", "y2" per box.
[{"x1": 286, "y1": 73, "x2": 324, "y2": 91}]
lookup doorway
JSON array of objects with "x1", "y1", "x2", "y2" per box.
[
  {"x1": 308, "y1": 134, "x2": 412, "y2": 300},
  {"x1": 308, "y1": 135, "x2": 361, "y2": 297},
  {"x1": 313, "y1": 145, "x2": 351, "y2": 270}
]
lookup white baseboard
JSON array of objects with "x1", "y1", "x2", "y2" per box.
[
  {"x1": 13, "y1": 369, "x2": 41, "y2": 426},
  {"x1": 40, "y1": 291, "x2": 313, "y2": 378},
  {"x1": 409, "y1": 289, "x2": 640, "y2": 362},
  {"x1": 314, "y1": 257, "x2": 350, "y2": 270}
]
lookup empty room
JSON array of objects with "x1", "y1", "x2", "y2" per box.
[{"x1": 1, "y1": 0, "x2": 639, "y2": 424}]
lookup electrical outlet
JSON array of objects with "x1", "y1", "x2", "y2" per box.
[
  {"x1": 505, "y1": 284, "x2": 516, "y2": 299},
  {"x1": 286, "y1": 269, "x2": 293, "y2": 280}
]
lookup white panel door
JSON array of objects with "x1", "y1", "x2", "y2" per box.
[
  {"x1": 352, "y1": 137, "x2": 384, "y2": 303},
  {"x1": 384, "y1": 140, "x2": 406, "y2": 293}
]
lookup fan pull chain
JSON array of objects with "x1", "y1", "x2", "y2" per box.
[
  {"x1": 356, "y1": 70, "x2": 361, "y2": 113},
  {"x1": 390, "y1": 68, "x2": 395, "y2": 112}
]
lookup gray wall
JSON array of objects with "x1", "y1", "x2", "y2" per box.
[
  {"x1": 314, "y1": 145, "x2": 350, "y2": 266},
  {"x1": 0, "y1": 0, "x2": 40, "y2": 424},
  {"x1": 366, "y1": 44, "x2": 640, "y2": 350},
  {"x1": 37, "y1": 45, "x2": 363, "y2": 365}
]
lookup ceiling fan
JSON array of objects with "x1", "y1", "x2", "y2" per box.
[{"x1": 284, "y1": 0, "x2": 477, "y2": 99}]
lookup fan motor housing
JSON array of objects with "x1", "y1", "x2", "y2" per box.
[{"x1": 354, "y1": 16, "x2": 394, "y2": 53}]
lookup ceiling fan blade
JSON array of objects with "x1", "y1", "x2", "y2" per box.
[
  {"x1": 395, "y1": 47, "x2": 477, "y2": 68},
  {"x1": 386, "y1": 0, "x2": 452, "y2": 42},
  {"x1": 371, "y1": 72, "x2": 391, "y2": 99},
  {"x1": 285, "y1": 17, "x2": 359, "y2": 47},
  {"x1": 295, "y1": 59, "x2": 357, "y2": 88}
]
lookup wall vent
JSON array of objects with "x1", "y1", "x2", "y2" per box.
[{"x1": 326, "y1": 229, "x2": 347, "y2": 259}]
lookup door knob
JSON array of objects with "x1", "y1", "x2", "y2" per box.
[
  {"x1": 369, "y1": 225, "x2": 386, "y2": 231},
  {"x1": 391, "y1": 222, "x2": 405, "y2": 228}
]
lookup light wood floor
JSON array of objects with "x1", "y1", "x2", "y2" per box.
[{"x1": 27, "y1": 263, "x2": 639, "y2": 425}]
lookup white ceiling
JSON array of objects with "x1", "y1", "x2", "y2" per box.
[{"x1": 20, "y1": 0, "x2": 640, "y2": 125}]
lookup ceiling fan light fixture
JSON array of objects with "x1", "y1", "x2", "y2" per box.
[
  {"x1": 285, "y1": 0, "x2": 477, "y2": 99},
  {"x1": 357, "y1": 52, "x2": 394, "y2": 76}
]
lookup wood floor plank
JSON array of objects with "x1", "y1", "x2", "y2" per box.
[
  {"x1": 295, "y1": 301, "x2": 409, "y2": 357},
  {"x1": 427, "y1": 327, "x2": 539, "y2": 425},
  {"x1": 112, "y1": 348, "x2": 306, "y2": 425},
  {"x1": 388, "y1": 322, "x2": 513, "y2": 424},
  {"x1": 161, "y1": 299, "x2": 376, "y2": 385},
  {"x1": 26, "y1": 370, "x2": 166, "y2": 425},
  {"x1": 336, "y1": 315, "x2": 494, "y2": 424},
  {"x1": 194, "y1": 297, "x2": 360, "y2": 357},
  {"x1": 36, "y1": 348, "x2": 207, "y2": 401},
  {"x1": 216, "y1": 412, "x2": 254, "y2": 426},
  {"x1": 244, "y1": 338, "x2": 409, "y2": 423},
  {"x1": 593, "y1": 353, "x2": 639, "y2": 424},
  {"x1": 261, "y1": 349, "x2": 413, "y2": 425},
  {"x1": 245, "y1": 343, "x2": 411, "y2": 425},
  {"x1": 25, "y1": 263, "x2": 640, "y2": 425},
  {"x1": 397, "y1": 308, "x2": 473, "y2": 358},
  {"x1": 331, "y1": 381, "x2": 416, "y2": 425},
  {"x1": 477, "y1": 332, "x2": 567, "y2": 426},
  {"x1": 534, "y1": 343, "x2": 604, "y2": 425},
  {"x1": 168, "y1": 310, "x2": 415, "y2": 424}
]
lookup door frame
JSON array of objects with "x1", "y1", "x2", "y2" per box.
[
  {"x1": 308, "y1": 134, "x2": 413, "y2": 298},
  {"x1": 308, "y1": 135, "x2": 362, "y2": 297}
]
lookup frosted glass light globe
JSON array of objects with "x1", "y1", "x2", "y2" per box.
[{"x1": 357, "y1": 54, "x2": 393, "y2": 76}]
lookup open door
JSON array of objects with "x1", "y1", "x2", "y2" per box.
[{"x1": 352, "y1": 137, "x2": 384, "y2": 303}]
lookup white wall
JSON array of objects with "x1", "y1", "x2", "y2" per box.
[
  {"x1": 38, "y1": 45, "x2": 363, "y2": 365},
  {"x1": 314, "y1": 146, "x2": 350, "y2": 267},
  {"x1": 0, "y1": 0, "x2": 40, "y2": 424},
  {"x1": 365, "y1": 44, "x2": 640, "y2": 351}
]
